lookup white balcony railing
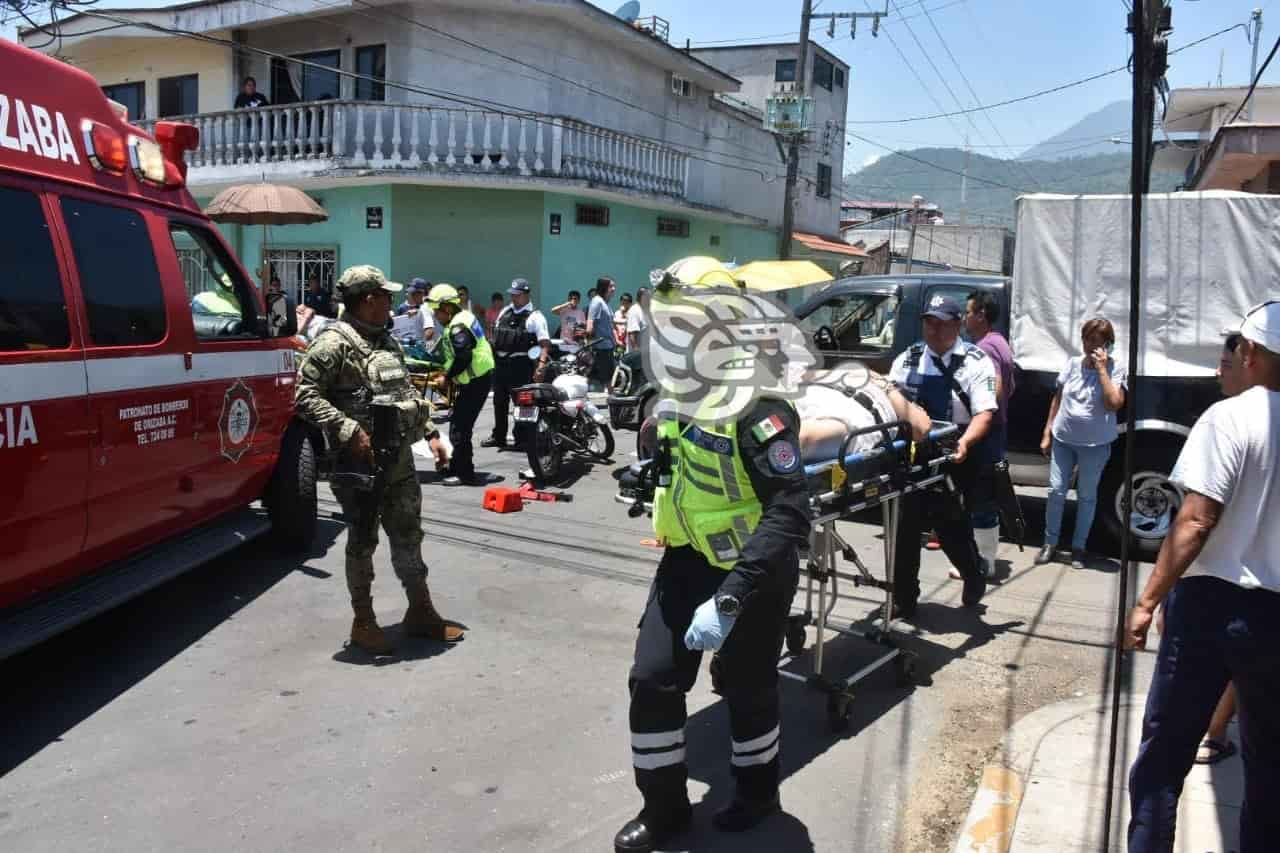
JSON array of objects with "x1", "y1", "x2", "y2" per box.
[{"x1": 139, "y1": 101, "x2": 690, "y2": 198}]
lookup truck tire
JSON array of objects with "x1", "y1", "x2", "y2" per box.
[
  {"x1": 1096, "y1": 438, "x2": 1184, "y2": 562},
  {"x1": 267, "y1": 421, "x2": 318, "y2": 550}
]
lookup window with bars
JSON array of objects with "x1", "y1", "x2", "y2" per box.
[
  {"x1": 575, "y1": 204, "x2": 610, "y2": 227},
  {"x1": 656, "y1": 217, "x2": 689, "y2": 238},
  {"x1": 262, "y1": 246, "x2": 338, "y2": 305}
]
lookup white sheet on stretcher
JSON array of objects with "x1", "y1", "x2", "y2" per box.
[{"x1": 796, "y1": 380, "x2": 899, "y2": 464}]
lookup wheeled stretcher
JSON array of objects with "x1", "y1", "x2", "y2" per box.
[
  {"x1": 615, "y1": 419, "x2": 961, "y2": 733},
  {"x1": 782, "y1": 420, "x2": 959, "y2": 732}
]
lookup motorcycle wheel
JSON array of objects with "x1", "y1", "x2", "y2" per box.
[
  {"x1": 528, "y1": 417, "x2": 563, "y2": 482},
  {"x1": 584, "y1": 421, "x2": 615, "y2": 461}
]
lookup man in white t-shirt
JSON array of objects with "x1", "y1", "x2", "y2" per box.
[
  {"x1": 1125, "y1": 300, "x2": 1280, "y2": 853},
  {"x1": 626, "y1": 286, "x2": 650, "y2": 353}
]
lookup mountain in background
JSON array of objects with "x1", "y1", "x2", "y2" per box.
[
  {"x1": 844, "y1": 146, "x2": 1179, "y2": 226},
  {"x1": 1018, "y1": 100, "x2": 1133, "y2": 161}
]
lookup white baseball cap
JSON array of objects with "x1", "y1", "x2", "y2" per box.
[{"x1": 1238, "y1": 300, "x2": 1280, "y2": 352}]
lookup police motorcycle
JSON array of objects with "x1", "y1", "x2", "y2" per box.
[{"x1": 511, "y1": 350, "x2": 614, "y2": 481}]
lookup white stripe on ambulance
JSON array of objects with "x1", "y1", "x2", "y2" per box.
[
  {"x1": 1, "y1": 350, "x2": 288, "y2": 406},
  {"x1": 0, "y1": 93, "x2": 80, "y2": 164}
]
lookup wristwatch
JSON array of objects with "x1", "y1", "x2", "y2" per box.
[{"x1": 715, "y1": 593, "x2": 741, "y2": 618}]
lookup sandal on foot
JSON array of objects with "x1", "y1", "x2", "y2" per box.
[{"x1": 1194, "y1": 737, "x2": 1237, "y2": 765}]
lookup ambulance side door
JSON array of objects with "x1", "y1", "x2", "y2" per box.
[
  {"x1": 55, "y1": 193, "x2": 200, "y2": 559},
  {"x1": 0, "y1": 179, "x2": 91, "y2": 608},
  {"x1": 161, "y1": 217, "x2": 290, "y2": 517}
]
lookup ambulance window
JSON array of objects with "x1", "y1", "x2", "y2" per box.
[
  {"x1": 0, "y1": 186, "x2": 69, "y2": 352},
  {"x1": 61, "y1": 198, "x2": 167, "y2": 347},
  {"x1": 169, "y1": 222, "x2": 259, "y2": 339}
]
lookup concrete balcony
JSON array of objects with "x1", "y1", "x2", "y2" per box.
[{"x1": 139, "y1": 101, "x2": 691, "y2": 198}]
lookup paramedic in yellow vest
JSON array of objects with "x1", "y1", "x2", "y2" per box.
[
  {"x1": 191, "y1": 272, "x2": 242, "y2": 316},
  {"x1": 427, "y1": 284, "x2": 495, "y2": 486},
  {"x1": 615, "y1": 394, "x2": 811, "y2": 852}
]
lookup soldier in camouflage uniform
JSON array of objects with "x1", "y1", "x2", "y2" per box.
[{"x1": 295, "y1": 265, "x2": 465, "y2": 654}]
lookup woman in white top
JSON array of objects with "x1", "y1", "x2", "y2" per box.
[{"x1": 1037, "y1": 317, "x2": 1128, "y2": 568}]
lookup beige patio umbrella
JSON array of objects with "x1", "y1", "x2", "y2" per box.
[{"x1": 204, "y1": 183, "x2": 329, "y2": 287}]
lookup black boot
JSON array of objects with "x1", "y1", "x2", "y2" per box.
[
  {"x1": 613, "y1": 804, "x2": 692, "y2": 853},
  {"x1": 712, "y1": 794, "x2": 780, "y2": 832},
  {"x1": 962, "y1": 569, "x2": 986, "y2": 607}
]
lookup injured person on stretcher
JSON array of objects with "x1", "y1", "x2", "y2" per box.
[{"x1": 794, "y1": 368, "x2": 933, "y2": 463}]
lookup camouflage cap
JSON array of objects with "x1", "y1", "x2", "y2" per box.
[{"x1": 336, "y1": 264, "x2": 403, "y2": 298}]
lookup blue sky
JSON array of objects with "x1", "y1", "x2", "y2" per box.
[
  {"x1": 5, "y1": 0, "x2": 1274, "y2": 168},
  {"x1": 614, "y1": 0, "x2": 1275, "y2": 167}
]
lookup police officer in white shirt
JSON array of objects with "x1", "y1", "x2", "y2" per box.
[
  {"x1": 483, "y1": 278, "x2": 551, "y2": 450},
  {"x1": 887, "y1": 295, "x2": 998, "y2": 617},
  {"x1": 1125, "y1": 301, "x2": 1280, "y2": 853}
]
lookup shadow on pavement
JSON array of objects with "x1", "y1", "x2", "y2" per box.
[
  {"x1": 0, "y1": 517, "x2": 344, "y2": 777},
  {"x1": 670, "y1": 600, "x2": 1021, "y2": 848},
  {"x1": 652, "y1": 807, "x2": 815, "y2": 853}
]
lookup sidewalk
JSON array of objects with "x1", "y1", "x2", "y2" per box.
[{"x1": 953, "y1": 690, "x2": 1244, "y2": 853}]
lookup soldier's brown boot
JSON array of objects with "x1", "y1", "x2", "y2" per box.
[
  {"x1": 350, "y1": 605, "x2": 395, "y2": 656},
  {"x1": 403, "y1": 585, "x2": 465, "y2": 643}
]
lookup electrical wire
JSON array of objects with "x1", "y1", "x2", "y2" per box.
[
  {"x1": 1226, "y1": 32, "x2": 1280, "y2": 124},
  {"x1": 846, "y1": 22, "x2": 1247, "y2": 124},
  {"x1": 59, "y1": 6, "x2": 794, "y2": 185}
]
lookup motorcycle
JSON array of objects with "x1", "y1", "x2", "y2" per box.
[{"x1": 512, "y1": 351, "x2": 614, "y2": 481}]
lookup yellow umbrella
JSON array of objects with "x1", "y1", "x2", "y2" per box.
[
  {"x1": 732, "y1": 260, "x2": 832, "y2": 292},
  {"x1": 658, "y1": 256, "x2": 832, "y2": 293}
]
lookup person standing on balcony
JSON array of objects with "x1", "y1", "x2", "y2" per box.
[{"x1": 234, "y1": 77, "x2": 270, "y2": 109}]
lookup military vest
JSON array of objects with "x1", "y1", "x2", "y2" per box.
[
  {"x1": 442, "y1": 309, "x2": 495, "y2": 383},
  {"x1": 313, "y1": 321, "x2": 418, "y2": 432},
  {"x1": 652, "y1": 416, "x2": 762, "y2": 570}
]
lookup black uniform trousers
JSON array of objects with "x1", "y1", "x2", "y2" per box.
[
  {"x1": 628, "y1": 545, "x2": 799, "y2": 812},
  {"x1": 448, "y1": 372, "x2": 491, "y2": 479},
  {"x1": 892, "y1": 453, "x2": 983, "y2": 612},
  {"x1": 490, "y1": 356, "x2": 534, "y2": 447}
]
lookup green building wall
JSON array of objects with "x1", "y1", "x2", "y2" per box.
[{"x1": 205, "y1": 183, "x2": 776, "y2": 311}]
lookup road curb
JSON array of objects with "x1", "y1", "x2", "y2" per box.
[{"x1": 951, "y1": 694, "x2": 1139, "y2": 853}]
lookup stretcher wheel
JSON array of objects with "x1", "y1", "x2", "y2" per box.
[
  {"x1": 827, "y1": 692, "x2": 854, "y2": 733},
  {"x1": 894, "y1": 653, "x2": 918, "y2": 688},
  {"x1": 785, "y1": 618, "x2": 807, "y2": 656}
]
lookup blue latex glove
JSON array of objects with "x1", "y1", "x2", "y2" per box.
[{"x1": 684, "y1": 596, "x2": 737, "y2": 652}]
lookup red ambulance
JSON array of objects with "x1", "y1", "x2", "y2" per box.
[{"x1": 0, "y1": 40, "x2": 317, "y2": 658}]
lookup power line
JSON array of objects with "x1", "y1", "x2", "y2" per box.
[
  {"x1": 846, "y1": 21, "x2": 1247, "y2": 124},
  {"x1": 914, "y1": 0, "x2": 1046, "y2": 191},
  {"x1": 1227, "y1": 32, "x2": 1280, "y2": 124},
  {"x1": 61, "y1": 6, "x2": 795, "y2": 184}
]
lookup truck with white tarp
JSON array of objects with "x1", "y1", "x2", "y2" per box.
[{"x1": 1010, "y1": 190, "x2": 1279, "y2": 557}]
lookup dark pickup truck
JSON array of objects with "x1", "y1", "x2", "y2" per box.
[{"x1": 608, "y1": 273, "x2": 1221, "y2": 559}]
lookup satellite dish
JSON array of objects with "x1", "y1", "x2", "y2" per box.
[{"x1": 614, "y1": 1, "x2": 640, "y2": 23}]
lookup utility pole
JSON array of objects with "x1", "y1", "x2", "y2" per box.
[
  {"x1": 904, "y1": 194, "x2": 923, "y2": 273},
  {"x1": 960, "y1": 135, "x2": 970, "y2": 225},
  {"x1": 778, "y1": 0, "x2": 813, "y2": 260},
  {"x1": 778, "y1": 2, "x2": 889, "y2": 259},
  {"x1": 1101, "y1": 2, "x2": 1171, "y2": 850},
  {"x1": 1249, "y1": 8, "x2": 1263, "y2": 121}
]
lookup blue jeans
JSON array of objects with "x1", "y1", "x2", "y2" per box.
[
  {"x1": 1044, "y1": 438, "x2": 1110, "y2": 550},
  {"x1": 1128, "y1": 577, "x2": 1280, "y2": 852}
]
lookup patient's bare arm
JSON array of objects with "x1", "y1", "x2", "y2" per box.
[{"x1": 888, "y1": 387, "x2": 932, "y2": 442}]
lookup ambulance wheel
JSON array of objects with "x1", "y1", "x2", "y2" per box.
[
  {"x1": 894, "y1": 652, "x2": 918, "y2": 688},
  {"x1": 267, "y1": 421, "x2": 318, "y2": 550},
  {"x1": 827, "y1": 692, "x2": 854, "y2": 733},
  {"x1": 785, "y1": 618, "x2": 807, "y2": 656}
]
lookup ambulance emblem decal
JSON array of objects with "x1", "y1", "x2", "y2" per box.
[{"x1": 218, "y1": 380, "x2": 259, "y2": 462}]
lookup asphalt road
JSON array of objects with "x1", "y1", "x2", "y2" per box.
[{"x1": 0, "y1": 404, "x2": 1152, "y2": 853}]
